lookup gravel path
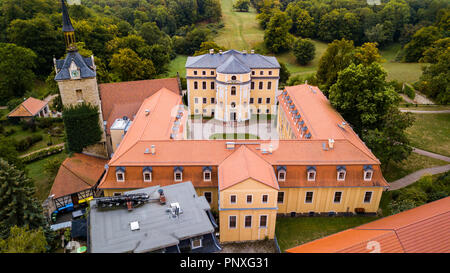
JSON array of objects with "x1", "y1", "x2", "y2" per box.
[
  {"x1": 412, "y1": 148, "x2": 450, "y2": 162},
  {"x1": 19, "y1": 143, "x2": 65, "y2": 158},
  {"x1": 388, "y1": 164, "x2": 450, "y2": 191},
  {"x1": 400, "y1": 109, "x2": 450, "y2": 114}
]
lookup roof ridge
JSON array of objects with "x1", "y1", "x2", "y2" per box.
[{"x1": 20, "y1": 98, "x2": 34, "y2": 115}]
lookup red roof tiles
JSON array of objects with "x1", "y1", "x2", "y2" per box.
[
  {"x1": 50, "y1": 153, "x2": 107, "y2": 198},
  {"x1": 286, "y1": 197, "x2": 450, "y2": 253},
  {"x1": 8, "y1": 97, "x2": 48, "y2": 117},
  {"x1": 99, "y1": 78, "x2": 180, "y2": 133}
]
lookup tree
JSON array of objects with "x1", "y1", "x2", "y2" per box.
[
  {"x1": 173, "y1": 28, "x2": 211, "y2": 55},
  {"x1": 421, "y1": 37, "x2": 450, "y2": 63},
  {"x1": 233, "y1": 0, "x2": 250, "y2": 12},
  {"x1": 354, "y1": 42, "x2": 382, "y2": 65},
  {"x1": 62, "y1": 103, "x2": 103, "y2": 153},
  {"x1": 0, "y1": 226, "x2": 47, "y2": 253},
  {"x1": 0, "y1": 43, "x2": 36, "y2": 104},
  {"x1": 403, "y1": 26, "x2": 443, "y2": 62},
  {"x1": 194, "y1": 41, "x2": 226, "y2": 56},
  {"x1": 328, "y1": 63, "x2": 400, "y2": 134},
  {"x1": 109, "y1": 48, "x2": 156, "y2": 82},
  {"x1": 316, "y1": 39, "x2": 355, "y2": 94},
  {"x1": 364, "y1": 23, "x2": 394, "y2": 47},
  {"x1": 416, "y1": 47, "x2": 450, "y2": 104},
  {"x1": 137, "y1": 44, "x2": 171, "y2": 75},
  {"x1": 278, "y1": 62, "x2": 291, "y2": 87},
  {"x1": 0, "y1": 136, "x2": 24, "y2": 170},
  {"x1": 0, "y1": 159, "x2": 46, "y2": 239},
  {"x1": 285, "y1": 4, "x2": 315, "y2": 37},
  {"x1": 293, "y1": 38, "x2": 315, "y2": 65},
  {"x1": 7, "y1": 16, "x2": 64, "y2": 76},
  {"x1": 363, "y1": 108, "x2": 415, "y2": 171},
  {"x1": 263, "y1": 11, "x2": 293, "y2": 53},
  {"x1": 256, "y1": 0, "x2": 281, "y2": 29},
  {"x1": 379, "y1": 0, "x2": 411, "y2": 40}
]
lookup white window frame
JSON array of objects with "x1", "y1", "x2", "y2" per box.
[
  {"x1": 363, "y1": 191, "x2": 373, "y2": 204},
  {"x1": 278, "y1": 170, "x2": 286, "y2": 181},
  {"x1": 259, "y1": 215, "x2": 268, "y2": 228},
  {"x1": 262, "y1": 194, "x2": 269, "y2": 204},
  {"x1": 244, "y1": 215, "x2": 252, "y2": 228},
  {"x1": 337, "y1": 170, "x2": 346, "y2": 181},
  {"x1": 143, "y1": 171, "x2": 152, "y2": 182},
  {"x1": 229, "y1": 215, "x2": 237, "y2": 229},
  {"x1": 333, "y1": 191, "x2": 342, "y2": 204},
  {"x1": 246, "y1": 194, "x2": 253, "y2": 204},
  {"x1": 307, "y1": 170, "x2": 316, "y2": 181},
  {"x1": 203, "y1": 170, "x2": 211, "y2": 181},
  {"x1": 364, "y1": 170, "x2": 373, "y2": 181},
  {"x1": 230, "y1": 194, "x2": 237, "y2": 204},
  {"x1": 190, "y1": 237, "x2": 202, "y2": 249},
  {"x1": 305, "y1": 191, "x2": 314, "y2": 204},
  {"x1": 204, "y1": 191, "x2": 212, "y2": 204},
  {"x1": 194, "y1": 97, "x2": 199, "y2": 104},
  {"x1": 174, "y1": 171, "x2": 182, "y2": 182},
  {"x1": 116, "y1": 171, "x2": 125, "y2": 182}
]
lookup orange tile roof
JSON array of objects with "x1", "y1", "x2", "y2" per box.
[
  {"x1": 8, "y1": 97, "x2": 48, "y2": 117},
  {"x1": 278, "y1": 84, "x2": 378, "y2": 161},
  {"x1": 286, "y1": 197, "x2": 450, "y2": 253},
  {"x1": 50, "y1": 153, "x2": 107, "y2": 198},
  {"x1": 99, "y1": 78, "x2": 180, "y2": 133},
  {"x1": 218, "y1": 145, "x2": 279, "y2": 190}
]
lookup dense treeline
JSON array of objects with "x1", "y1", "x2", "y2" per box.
[{"x1": 0, "y1": 0, "x2": 222, "y2": 104}]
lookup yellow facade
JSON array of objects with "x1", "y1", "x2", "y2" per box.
[
  {"x1": 277, "y1": 187, "x2": 383, "y2": 214},
  {"x1": 186, "y1": 64, "x2": 279, "y2": 121},
  {"x1": 218, "y1": 178, "x2": 278, "y2": 243}
]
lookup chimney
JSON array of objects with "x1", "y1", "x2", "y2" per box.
[
  {"x1": 328, "y1": 139, "x2": 335, "y2": 149},
  {"x1": 243, "y1": 50, "x2": 247, "y2": 54},
  {"x1": 158, "y1": 189, "x2": 166, "y2": 205},
  {"x1": 268, "y1": 144, "x2": 273, "y2": 154},
  {"x1": 250, "y1": 49, "x2": 255, "y2": 54},
  {"x1": 151, "y1": 144, "x2": 155, "y2": 155},
  {"x1": 209, "y1": 49, "x2": 214, "y2": 54},
  {"x1": 219, "y1": 50, "x2": 223, "y2": 54}
]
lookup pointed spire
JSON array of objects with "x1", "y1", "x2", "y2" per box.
[{"x1": 61, "y1": 0, "x2": 74, "y2": 32}]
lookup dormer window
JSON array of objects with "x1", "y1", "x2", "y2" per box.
[
  {"x1": 307, "y1": 166, "x2": 316, "y2": 181},
  {"x1": 116, "y1": 167, "x2": 125, "y2": 182},
  {"x1": 364, "y1": 165, "x2": 373, "y2": 181},
  {"x1": 174, "y1": 166, "x2": 183, "y2": 182},
  {"x1": 143, "y1": 167, "x2": 152, "y2": 182},
  {"x1": 337, "y1": 166, "x2": 346, "y2": 181},
  {"x1": 277, "y1": 166, "x2": 286, "y2": 181},
  {"x1": 69, "y1": 61, "x2": 80, "y2": 79},
  {"x1": 203, "y1": 166, "x2": 212, "y2": 181}
]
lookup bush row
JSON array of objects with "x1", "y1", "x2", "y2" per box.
[
  {"x1": 22, "y1": 146, "x2": 64, "y2": 164},
  {"x1": 14, "y1": 134, "x2": 43, "y2": 152}
]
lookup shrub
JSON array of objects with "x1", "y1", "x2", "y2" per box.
[
  {"x1": 293, "y1": 38, "x2": 316, "y2": 65},
  {"x1": 21, "y1": 146, "x2": 64, "y2": 163},
  {"x1": 7, "y1": 98, "x2": 23, "y2": 111},
  {"x1": 403, "y1": 84, "x2": 416, "y2": 100}
]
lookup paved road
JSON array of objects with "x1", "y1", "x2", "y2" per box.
[
  {"x1": 388, "y1": 164, "x2": 450, "y2": 191},
  {"x1": 400, "y1": 109, "x2": 450, "y2": 114},
  {"x1": 412, "y1": 148, "x2": 450, "y2": 162}
]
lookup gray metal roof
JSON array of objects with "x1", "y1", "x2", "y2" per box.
[
  {"x1": 61, "y1": 0, "x2": 74, "y2": 32},
  {"x1": 54, "y1": 51, "x2": 96, "y2": 81},
  {"x1": 89, "y1": 182, "x2": 214, "y2": 253},
  {"x1": 217, "y1": 55, "x2": 251, "y2": 74},
  {"x1": 186, "y1": 49, "x2": 280, "y2": 72}
]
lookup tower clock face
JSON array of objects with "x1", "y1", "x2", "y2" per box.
[{"x1": 71, "y1": 69, "x2": 80, "y2": 78}]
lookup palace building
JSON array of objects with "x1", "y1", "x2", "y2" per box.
[
  {"x1": 53, "y1": 0, "x2": 389, "y2": 245},
  {"x1": 185, "y1": 49, "x2": 280, "y2": 121}
]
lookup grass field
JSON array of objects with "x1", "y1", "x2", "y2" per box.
[
  {"x1": 382, "y1": 152, "x2": 448, "y2": 182},
  {"x1": 275, "y1": 216, "x2": 379, "y2": 252},
  {"x1": 380, "y1": 43, "x2": 424, "y2": 83},
  {"x1": 26, "y1": 151, "x2": 68, "y2": 202},
  {"x1": 164, "y1": 55, "x2": 188, "y2": 78},
  {"x1": 406, "y1": 113, "x2": 450, "y2": 157}
]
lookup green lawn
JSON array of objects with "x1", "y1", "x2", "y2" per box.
[
  {"x1": 382, "y1": 152, "x2": 448, "y2": 182},
  {"x1": 275, "y1": 216, "x2": 379, "y2": 252},
  {"x1": 406, "y1": 113, "x2": 450, "y2": 157},
  {"x1": 26, "y1": 151, "x2": 68, "y2": 202},
  {"x1": 209, "y1": 133, "x2": 259, "y2": 139},
  {"x1": 380, "y1": 43, "x2": 424, "y2": 83},
  {"x1": 164, "y1": 55, "x2": 188, "y2": 78}
]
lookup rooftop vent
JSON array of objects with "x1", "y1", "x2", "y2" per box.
[
  {"x1": 337, "y1": 121, "x2": 347, "y2": 129},
  {"x1": 243, "y1": 50, "x2": 247, "y2": 54},
  {"x1": 250, "y1": 49, "x2": 255, "y2": 54},
  {"x1": 169, "y1": 202, "x2": 182, "y2": 218},
  {"x1": 158, "y1": 189, "x2": 166, "y2": 205},
  {"x1": 209, "y1": 49, "x2": 214, "y2": 54},
  {"x1": 226, "y1": 142, "x2": 235, "y2": 149},
  {"x1": 151, "y1": 145, "x2": 155, "y2": 155},
  {"x1": 328, "y1": 139, "x2": 335, "y2": 149},
  {"x1": 145, "y1": 109, "x2": 150, "y2": 116},
  {"x1": 130, "y1": 221, "x2": 140, "y2": 231},
  {"x1": 144, "y1": 148, "x2": 150, "y2": 154},
  {"x1": 219, "y1": 50, "x2": 223, "y2": 54}
]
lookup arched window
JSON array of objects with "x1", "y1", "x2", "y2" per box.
[
  {"x1": 231, "y1": 102, "x2": 236, "y2": 108},
  {"x1": 231, "y1": 86, "x2": 236, "y2": 95},
  {"x1": 194, "y1": 81, "x2": 198, "y2": 89}
]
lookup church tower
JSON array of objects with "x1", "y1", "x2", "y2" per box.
[{"x1": 54, "y1": 0, "x2": 107, "y2": 158}]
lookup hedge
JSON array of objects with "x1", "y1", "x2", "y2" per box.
[
  {"x1": 404, "y1": 84, "x2": 416, "y2": 100},
  {"x1": 21, "y1": 146, "x2": 65, "y2": 164}
]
